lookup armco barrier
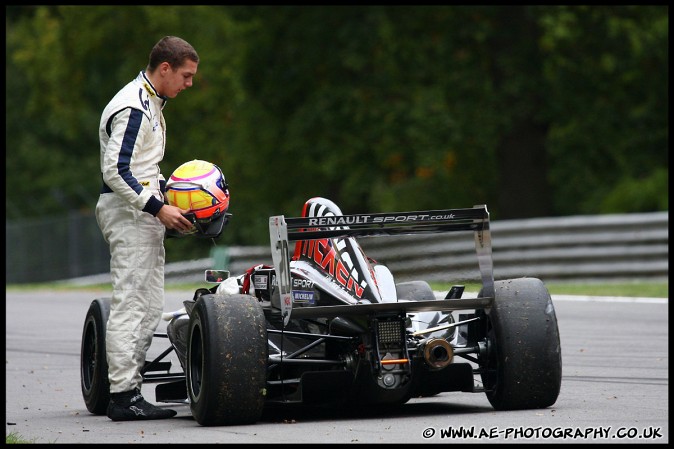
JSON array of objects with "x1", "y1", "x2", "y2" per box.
[
  {"x1": 65, "y1": 211, "x2": 668, "y2": 286},
  {"x1": 358, "y1": 210, "x2": 669, "y2": 283}
]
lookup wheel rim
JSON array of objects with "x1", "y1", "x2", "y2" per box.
[
  {"x1": 480, "y1": 314, "x2": 498, "y2": 394},
  {"x1": 81, "y1": 319, "x2": 97, "y2": 393},
  {"x1": 189, "y1": 322, "x2": 203, "y2": 400}
]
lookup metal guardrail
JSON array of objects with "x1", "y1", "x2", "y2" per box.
[
  {"x1": 359, "y1": 210, "x2": 669, "y2": 283},
  {"x1": 65, "y1": 211, "x2": 668, "y2": 286}
]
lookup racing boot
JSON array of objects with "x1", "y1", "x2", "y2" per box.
[{"x1": 107, "y1": 388, "x2": 177, "y2": 421}]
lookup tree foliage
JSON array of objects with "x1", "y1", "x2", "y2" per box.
[{"x1": 6, "y1": 6, "x2": 668, "y2": 257}]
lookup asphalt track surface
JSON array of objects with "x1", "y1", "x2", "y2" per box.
[{"x1": 5, "y1": 289, "x2": 668, "y2": 444}]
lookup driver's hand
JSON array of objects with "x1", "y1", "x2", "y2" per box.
[{"x1": 157, "y1": 205, "x2": 194, "y2": 233}]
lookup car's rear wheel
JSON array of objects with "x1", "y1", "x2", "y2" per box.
[
  {"x1": 479, "y1": 278, "x2": 562, "y2": 410},
  {"x1": 80, "y1": 298, "x2": 111, "y2": 414},
  {"x1": 187, "y1": 294, "x2": 267, "y2": 426}
]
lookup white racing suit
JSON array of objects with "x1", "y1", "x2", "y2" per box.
[{"x1": 95, "y1": 71, "x2": 168, "y2": 394}]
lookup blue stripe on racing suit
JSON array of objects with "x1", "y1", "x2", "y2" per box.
[{"x1": 117, "y1": 108, "x2": 144, "y2": 195}]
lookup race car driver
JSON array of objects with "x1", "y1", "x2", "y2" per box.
[{"x1": 95, "y1": 36, "x2": 197, "y2": 421}]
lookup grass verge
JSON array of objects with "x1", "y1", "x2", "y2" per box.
[
  {"x1": 6, "y1": 280, "x2": 668, "y2": 298},
  {"x1": 429, "y1": 281, "x2": 668, "y2": 298},
  {"x1": 6, "y1": 432, "x2": 37, "y2": 444}
]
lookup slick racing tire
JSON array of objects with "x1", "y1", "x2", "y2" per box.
[
  {"x1": 396, "y1": 280, "x2": 436, "y2": 301},
  {"x1": 478, "y1": 278, "x2": 562, "y2": 410},
  {"x1": 187, "y1": 294, "x2": 268, "y2": 426},
  {"x1": 80, "y1": 298, "x2": 111, "y2": 415}
]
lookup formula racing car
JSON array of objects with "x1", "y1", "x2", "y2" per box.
[{"x1": 80, "y1": 197, "x2": 562, "y2": 426}]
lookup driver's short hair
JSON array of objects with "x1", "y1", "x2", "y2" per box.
[{"x1": 147, "y1": 36, "x2": 199, "y2": 73}]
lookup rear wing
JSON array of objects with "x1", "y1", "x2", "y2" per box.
[{"x1": 269, "y1": 205, "x2": 494, "y2": 326}]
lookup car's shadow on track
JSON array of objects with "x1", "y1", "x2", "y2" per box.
[{"x1": 257, "y1": 400, "x2": 491, "y2": 424}]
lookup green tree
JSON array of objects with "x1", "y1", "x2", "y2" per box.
[
  {"x1": 6, "y1": 5, "x2": 251, "y2": 259},
  {"x1": 6, "y1": 5, "x2": 668, "y2": 255},
  {"x1": 539, "y1": 5, "x2": 668, "y2": 214}
]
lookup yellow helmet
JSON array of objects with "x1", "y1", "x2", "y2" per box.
[{"x1": 166, "y1": 160, "x2": 230, "y2": 237}]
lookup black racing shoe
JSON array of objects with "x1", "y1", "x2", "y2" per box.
[{"x1": 107, "y1": 388, "x2": 177, "y2": 421}]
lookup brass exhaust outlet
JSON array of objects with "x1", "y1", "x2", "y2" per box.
[{"x1": 423, "y1": 338, "x2": 454, "y2": 370}]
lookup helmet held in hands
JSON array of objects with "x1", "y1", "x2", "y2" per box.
[{"x1": 165, "y1": 159, "x2": 230, "y2": 238}]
